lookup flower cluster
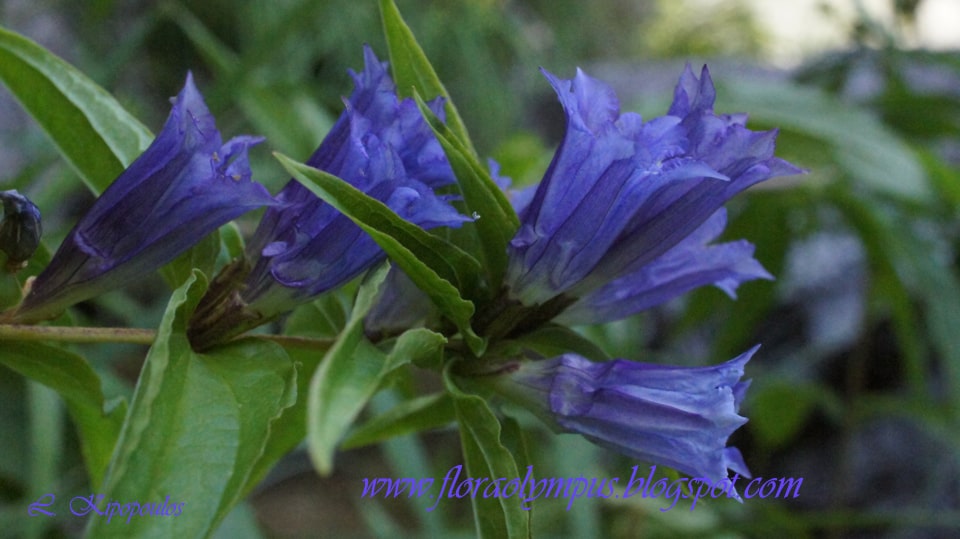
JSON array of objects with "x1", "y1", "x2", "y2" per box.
[
  {"x1": 5, "y1": 50, "x2": 801, "y2": 491},
  {"x1": 500, "y1": 66, "x2": 799, "y2": 328},
  {"x1": 479, "y1": 65, "x2": 799, "y2": 484},
  {"x1": 187, "y1": 46, "x2": 469, "y2": 348}
]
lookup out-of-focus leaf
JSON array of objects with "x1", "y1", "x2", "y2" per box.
[
  {"x1": 832, "y1": 190, "x2": 960, "y2": 406},
  {"x1": 719, "y1": 77, "x2": 931, "y2": 202},
  {"x1": 0, "y1": 26, "x2": 152, "y2": 195},
  {"x1": 749, "y1": 381, "x2": 823, "y2": 449},
  {"x1": 917, "y1": 148, "x2": 960, "y2": 209},
  {"x1": 0, "y1": 342, "x2": 126, "y2": 488}
]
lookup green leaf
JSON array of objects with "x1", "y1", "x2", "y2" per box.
[
  {"x1": 308, "y1": 267, "x2": 448, "y2": 475},
  {"x1": 508, "y1": 324, "x2": 611, "y2": 362},
  {"x1": 0, "y1": 26, "x2": 153, "y2": 195},
  {"x1": 379, "y1": 0, "x2": 477, "y2": 156},
  {"x1": 414, "y1": 92, "x2": 519, "y2": 289},
  {"x1": 0, "y1": 342, "x2": 126, "y2": 488},
  {"x1": 275, "y1": 152, "x2": 485, "y2": 354},
  {"x1": 218, "y1": 222, "x2": 246, "y2": 262},
  {"x1": 833, "y1": 190, "x2": 960, "y2": 410},
  {"x1": 445, "y1": 367, "x2": 531, "y2": 539},
  {"x1": 342, "y1": 392, "x2": 454, "y2": 450},
  {"x1": 748, "y1": 381, "x2": 822, "y2": 449},
  {"x1": 239, "y1": 345, "x2": 321, "y2": 498},
  {"x1": 718, "y1": 77, "x2": 931, "y2": 202},
  {"x1": 307, "y1": 265, "x2": 388, "y2": 475},
  {"x1": 284, "y1": 292, "x2": 350, "y2": 339},
  {"x1": 159, "y1": 230, "x2": 221, "y2": 289},
  {"x1": 87, "y1": 271, "x2": 296, "y2": 538},
  {"x1": 385, "y1": 327, "x2": 446, "y2": 371}
]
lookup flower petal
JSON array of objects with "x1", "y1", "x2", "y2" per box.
[{"x1": 558, "y1": 208, "x2": 773, "y2": 324}]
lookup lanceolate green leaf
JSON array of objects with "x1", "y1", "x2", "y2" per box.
[
  {"x1": 445, "y1": 367, "x2": 531, "y2": 539},
  {"x1": 0, "y1": 26, "x2": 153, "y2": 195},
  {"x1": 159, "y1": 230, "x2": 221, "y2": 289},
  {"x1": 379, "y1": 0, "x2": 477, "y2": 156},
  {"x1": 87, "y1": 271, "x2": 296, "y2": 538},
  {"x1": 0, "y1": 342, "x2": 126, "y2": 488},
  {"x1": 307, "y1": 265, "x2": 388, "y2": 475},
  {"x1": 308, "y1": 267, "x2": 449, "y2": 476},
  {"x1": 415, "y1": 92, "x2": 519, "y2": 289},
  {"x1": 342, "y1": 392, "x2": 455, "y2": 450},
  {"x1": 275, "y1": 152, "x2": 485, "y2": 354}
]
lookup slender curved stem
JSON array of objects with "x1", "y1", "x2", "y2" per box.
[
  {"x1": 0, "y1": 323, "x2": 336, "y2": 351},
  {"x1": 0, "y1": 324, "x2": 156, "y2": 344}
]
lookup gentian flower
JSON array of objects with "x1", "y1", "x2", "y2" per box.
[
  {"x1": 10, "y1": 74, "x2": 273, "y2": 323},
  {"x1": 486, "y1": 347, "x2": 756, "y2": 484},
  {"x1": 489, "y1": 65, "x2": 801, "y2": 335},
  {"x1": 188, "y1": 46, "x2": 468, "y2": 348}
]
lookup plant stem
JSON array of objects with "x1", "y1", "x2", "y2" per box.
[
  {"x1": 0, "y1": 324, "x2": 156, "y2": 344},
  {"x1": 0, "y1": 324, "x2": 336, "y2": 351}
]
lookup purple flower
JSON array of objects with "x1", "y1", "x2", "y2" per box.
[
  {"x1": 188, "y1": 47, "x2": 468, "y2": 347},
  {"x1": 243, "y1": 46, "x2": 467, "y2": 313},
  {"x1": 12, "y1": 73, "x2": 272, "y2": 323},
  {"x1": 489, "y1": 347, "x2": 756, "y2": 484},
  {"x1": 557, "y1": 208, "x2": 772, "y2": 325},
  {"x1": 502, "y1": 66, "x2": 800, "y2": 325}
]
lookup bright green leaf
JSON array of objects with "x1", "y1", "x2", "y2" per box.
[
  {"x1": 308, "y1": 269, "x2": 450, "y2": 475},
  {"x1": 0, "y1": 26, "x2": 152, "y2": 195},
  {"x1": 240, "y1": 345, "x2": 321, "y2": 498},
  {"x1": 415, "y1": 92, "x2": 519, "y2": 289},
  {"x1": 379, "y1": 0, "x2": 477, "y2": 156},
  {"x1": 87, "y1": 271, "x2": 296, "y2": 537},
  {"x1": 445, "y1": 367, "x2": 531, "y2": 539},
  {"x1": 275, "y1": 152, "x2": 485, "y2": 354},
  {"x1": 307, "y1": 265, "x2": 388, "y2": 475}
]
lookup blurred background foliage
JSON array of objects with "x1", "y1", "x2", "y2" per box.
[{"x1": 1, "y1": 0, "x2": 959, "y2": 537}]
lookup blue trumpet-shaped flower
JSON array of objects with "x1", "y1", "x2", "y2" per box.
[
  {"x1": 489, "y1": 347, "x2": 756, "y2": 484},
  {"x1": 12, "y1": 74, "x2": 273, "y2": 323},
  {"x1": 503, "y1": 65, "x2": 801, "y2": 325},
  {"x1": 243, "y1": 46, "x2": 466, "y2": 314},
  {"x1": 188, "y1": 47, "x2": 467, "y2": 347}
]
